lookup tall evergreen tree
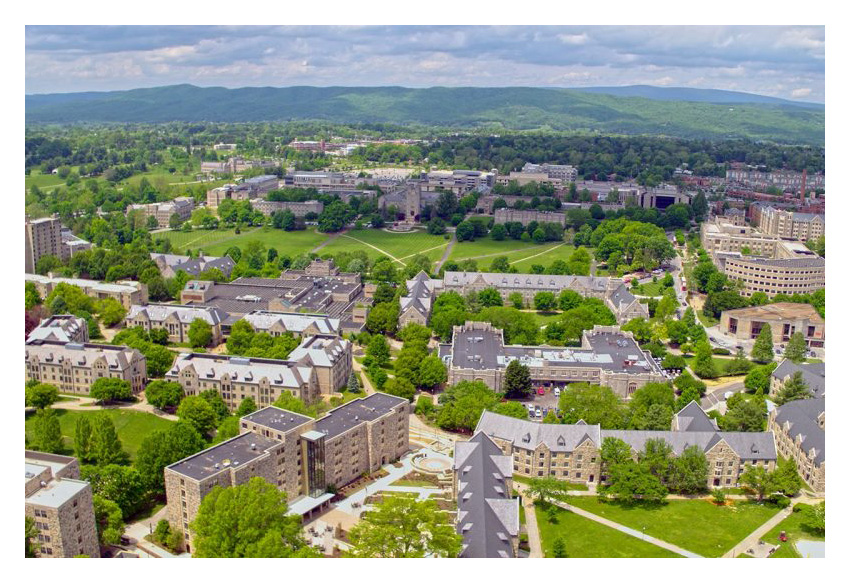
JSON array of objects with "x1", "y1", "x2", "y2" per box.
[
  {"x1": 784, "y1": 332, "x2": 807, "y2": 363},
  {"x1": 74, "y1": 416, "x2": 93, "y2": 462},
  {"x1": 751, "y1": 324, "x2": 774, "y2": 363},
  {"x1": 32, "y1": 408, "x2": 63, "y2": 454},
  {"x1": 90, "y1": 414, "x2": 125, "y2": 465},
  {"x1": 503, "y1": 359, "x2": 532, "y2": 398},
  {"x1": 776, "y1": 371, "x2": 811, "y2": 405}
]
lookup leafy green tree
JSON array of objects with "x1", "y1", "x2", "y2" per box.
[
  {"x1": 93, "y1": 495, "x2": 124, "y2": 546},
  {"x1": 692, "y1": 339, "x2": 718, "y2": 379},
  {"x1": 81, "y1": 464, "x2": 146, "y2": 518},
  {"x1": 97, "y1": 297, "x2": 127, "y2": 327},
  {"x1": 601, "y1": 437, "x2": 634, "y2": 468},
  {"x1": 347, "y1": 495, "x2": 462, "y2": 558},
  {"x1": 773, "y1": 457, "x2": 804, "y2": 496},
  {"x1": 558, "y1": 383, "x2": 627, "y2": 428},
  {"x1": 478, "y1": 288, "x2": 503, "y2": 307},
  {"x1": 775, "y1": 371, "x2": 811, "y2": 405},
  {"x1": 367, "y1": 335, "x2": 391, "y2": 366},
  {"x1": 639, "y1": 438, "x2": 675, "y2": 484},
  {"x1": 191, "y1": 477, "x2": 319, "y2": 557},
  {"x1": 665, "y1": 320, "x2": 690, "y2": 345},
  {"x1": 25, "y1": 383, "x2": 59, "y2": 409},
  {"x1": 235, "y1": 396, "x2": 258, "y2": 417},
  {"x1": 436, "y1": 380, "x2": 500, "y2": 432},
  {"x1": 383, "y1": 377, "x2": 416, "y2": 402},
  {"x1": 721, "y1": 394, "x2": 766, "y2": 432},
  {"x1": 177, "y1": 396, "x2": 218, "y2": 435},
  {"x1": 541, "y1": 410, "x2": 559, "y2": 424},
  {"x1": 503, "y1": 359, "x2": 533, "y2": 399},
  {"x1": 200, "y1": 389, "x2": 229, "y2": 422},
  {"x1": 724, "y1": 349, "x2": 753, "y2": 375},
  {"x1": 26, "y1": 517, "x2": 38, "y2": 557},
  {"x1": 74, "y1": 416, "x2": 93, "y2": 462},
  {"x1": 25, "y1": 282, "x2": 42, "y2": 310},
  {"x1": 602, "y1": 462, "x2": 667, "y2": 503},
  {"x1": 508, "y1": 292, "x2": 525, "y2": 309},
  {"x1": 784, "y1": 332, "x2": 807, "y2": 364},
  {"x1": 744, "y1": 362, "x2": 777, "y2": 393},
  {"x1": 145, "y1": 380, "x2": 184, "y2": 410},
  {"x1": 526, "y1": 477, "x2": 573, "y2": 504},
  {"x1": 91, "y1": 413, "x2": 126, "y2": 465},
  {"x1": 751, "y1": 324, "x2": 774, "y2": 363},
  {"x1": 668, "y1": 445, "x2": 708, "y2": 494},
  {"x1": 418, "y1": 355, "x2": 448, "y2": 389},
  {"x1": 90, "y1": 377, "x2": 132, "y2": 403},
  {"x1": 213, "y1": 416, "x2": 241, "y2": 444},
  {"x1": 365, "y1": 301, "x2": 400, "y2": 335},
  {"x1": 802, "y1": 502, "x2": 825, "y2": 535},
  {"x1": 739, "y1": 465, "x2": 776, "y2": 502},
  {"x1": 622, "y1": 318, "x2": 653, "y2": 344},
  {"x1": 534, "y1": 291, "x2": 557, "y2": 311},
  {"x1": 135, "y1": 422, "x2": 207, "y2": 490},
  {"x1": 552, "y1": 536, "x2": 567, "y2": 558},
  {"x1": 490, "y1": 401, "x2": 529, "y2": 419},
  {"x1": 31, "y1": 408, "x2": 64, "y2": 453},
  {"x1": 188, "y1": 318, "x2": 213, "y2": 348}
]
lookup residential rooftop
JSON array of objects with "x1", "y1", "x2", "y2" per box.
[
  {"x1": 166, "y1": 432, "x2": 280, "y2": 481},
  {"x1": 242, "y1": 406, "x2": 313, "y2": 433},
  {"x1": 314, "y1": 393, "x2": 406, "y2": 439},
  {"x1": 721, "y1": 302, "x2": 824, "y2": 322}
]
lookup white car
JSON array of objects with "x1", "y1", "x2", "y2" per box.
[{"x1": 554, "y1": 387, "x2": 561, "y2": 396}]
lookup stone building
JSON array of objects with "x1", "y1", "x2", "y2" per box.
[
  {"x1": 164, "y1": 393, "x2": 409, "y2": 552},
  {"x1": 241, "y1": 311, "x2": 341, "y2": 338},
  {"x1": 205, "y1": 175, "x2": 279, "y2": 208},
  {"x1": 769, "y1": 359, "x2": 825, "y2": 399},
  {"x1": 25, "y1": 339, "x2": 147, "y2": 394},
  {"x1": 720, "y1": 303, "x2": 825, "y2": 349},
  {"x1": 25, "y1": 451, "x2": 100, "y2": 558},
  {"x1": 719, "y1": 255, "x2": 825, "y2": 298},
  {"x1": 756, "y1": 205, "x2": 824, "y2": 241},
  {"x1": 126, "y1": 197, "x2": 194, "y2": 228},
  {"x1": 439, "y1": 322, "x2": 666, "y2": 398},
  {"x1": 476, "y1": 408, "x2": 776, "y2": 489},
  {"x1": 150, "y1": 252, "x2": 235, "y2": 279},
  {"x1": 251, "y1": 199, "x2": 324, "y2": 217},
  {"x1": 125, "y1": 304, "x2": 227, "y2": 346},
  {"x1": 26, "y1": 315, "x2": 89, "y2": 344},
  {"x1": 285, "y1": 334, "x2": 353, "y2": 395},
  {"x1": 25, "y1": 273, "x2": 149, "y2": 310},
  {"x1": 453, "y1": 432, "x2": 519, "y2": 558},
  {"x1": 399, "y1": 271, "x2": 442, "y2": 327},
  {"x1": 769, "y1": 398, "x2": 825, "y2": 493},
  {"x1": 493, "y1": 208, "x2": 566, "y2": 227}
]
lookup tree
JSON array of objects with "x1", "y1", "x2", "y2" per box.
[
  {"x1": 31, "y1": 408, "x2": 63, "y2": 453},
  {"x1": 74, "y1": 416, "x2": 93, "y2": 462},
  {"x1": 668, "y1": 445, "x2": 708, "y2": 494},
  {"x1": 383, "y1": 377, "x2": 416, "y2": 402},
  {"x1": 177, "y1": 396, "x2": 218, "y2": 435},
  {"x1": 135, "y1": 422, "x2": 206, "y2": 490},
  {"x1": 534, "y1": 291, "x2": 557, "y2": 311},
  {"x1": 724, "y1": 349, "x2": 753, "y2": 375},
  {"x1": 508, "y1": 292, "x2": 525, "y2": 309},
  {"x1": 802, "y1": 502, "x2": 825, "y2": 535},
  {"x1": 744, "y1": 363, "x2": 777, "y2": 394},
  {"x1": 602, "y1": 462, "x2": 667, "y2": 503},
  {"x1": 93, "y1": 494, "x2": 124, "y2": 546},
  {"x1": 721, "y1": 394, "x2": 766, "y2": 432},
  {"x1": 145, "y1": 380, "x2": 184, "y2": 410},
  {"x1": 90, "y1": 413, "x2": 126, "y2": 465},
  {"x1": 25, "y1": 382, "x2": 59, "y2": 409},
  {"x1": 26, "y1": 517, "x2": 38, "y2": 558},
  {"x1": 503, "y1": 359, "x2": 532, "y2": 399},
  {"x1": 558, "y1": 289, "x2": 583, "y2": 311},
  {"x1": 367, "y1": 334, "x2": 391, "y2": 366},
  {"x1": 347, "y1": 495, "x2": 462, "y2": 558},
  {"x1": 773, "y1": 457, "x2": 804, "y2": 496},
  {"x1": 478, "y1": 287, "x2": 503, "y2": 307},
  {"x1": 97, "y1": 297, "x2": 127, "y2": 327},
  {"x1": 236, "y1": 396, "x2": 258, "y2": 417},
  {"x1": 365, "y1": 301, "x2": 399, "y2": 335},
  {"x1": 214, "y1": 416, "x2": 241, "y2": 444},
  {"x1": 190, "y1": 477, "x2": 318, "y2": 557},
  {"x1": 418, "y1": 355, "x2": 448, "y2": 390},
  {"x1": 751, "y1": 324, "x2": 774, "y2": 363},
  {"x1": 490, "y1": 400, "x2": 529, "y2": 419},
  {"x1": 436, "y1": 380, "x2": 500, "y2": 432},
  {"x1": 200, "y1": 389, "x2": 229, "y2": 422},
  {"x1": 552, "y1": 536, "x2": 567, "y2": 558},
  {"x1": 739, "y1": 465, "x2": 776, "y2": 502},
  {"x1": 89, "y1": 377, "x2": 132, "y2": 403},
  {"x1": 526, "y1": 477, "x2": 573, "y2": 504},
  {"x1": 775, "y1": 371, "x2": 811, "y2": 405},
  {"x1": 25, "y1": 281, "x2": 42, "y2": 310},
  {"x1": 188, "y1": 318, "x2": 213, "y2": 348},
  {"x1": 81, "y1": 464, "x2": 146, "y2": 518},
  {"x1": 692, "y1": 339, "x2": 718, "y2": 379},
  {"x1": 784, "y1": 332, "x2": 807, "y2": 364},
  {"x1": 558, "y1": 383, "x2": 627, "y2": 428}
]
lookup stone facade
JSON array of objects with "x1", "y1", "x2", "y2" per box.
[
  {"x1": 493, "y1": 208, "x2": 566, "y2": 227},
  {"x1": 768, "y1": 399, "x2": 825, "y2": 493},
  {"x1": 25, "y1": 273, "x2": 149, "y2": 310},
  {"x1": 251, "y1": 199, "x2": 324, "y2": 217},
  {"x1": 125, "y1": 304, "x2": 226, "y2": 346},
  {"x1": 756, "y1": 206, "x2": 824, "y2": 241},
  {"x1": 720, "y1": 303, "x2": 825, "y2": 348},
  {"x1": 26, "y1": 315, "x2": 89, "y2": 344},
  {"x1": 126, "y1": 197, "x2": 194, "y2": 228},
  {"x1": 25, "y1": 339, "x2": 147, "y2": 394}
]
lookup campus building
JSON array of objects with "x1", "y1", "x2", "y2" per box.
[
  {"x1": 521, "y1": 162, "x2": 578, "y2": 182},
  {"x1": 725, "y1": 166, "x2": 825, "y2": 193},
  {"x1": 453, "y1": 432, "x2": 519, "y2": 558},
  {"x1": 25, "y1": 339, "x2": 147, "y2": 394},
  {"x1": 26, "y1": 314, "x2": 89, "y2": 344},
  {"x1": 151, "y1": 252, "x2": 236, "y2": 279},
  {"x1": 25, "y1": 451, "x2": 100, "y2": 558},
  {"x1": 495, "y1": 171, "x2": 563, "y2": 188},
  {"x1": 723, "y1": 207, "x2": 747, "y2": 226},
  {"x1": 718, "y1": 255, "x2": 825, "y2": 298},
  {"x1": 251, "y1": 199, "x2": 324, "y2": 217},
  {"x1": 438, "y1": 271, "x2": 648, "y2": 324},
  {"x1": 25, "y1": 273, "x2": 149, "y2": 310},
  {"x1": 476, "y1": 406, "x2": 777, "y2": 489},
  {"x1": 418, "y1": 169, "x2": 496, "y2": 195},
  {"x1": 164, "y1": 393, "x2": 409, "y2": 552},
  {"x1": 205, "y1": 175, "x2": 279, "y2": 208},
  {"x1": 700, "y1": 218, "x2": 782, "y2": 257},
  {"x1": 200, "y1": 157, "x2": 277, "y2": 175},
  {"x1": 439, "y1": 322, "x2": 666, "y2": 398},
  {"x1": 493, "y1": 208, "x2": 566, "y2": 227},
  {"x1": 126, "y1": 197, "x2": 194, "y2": 228},
  {"x1": 25, "y1": 217, "x2": 93, "y2": 274},
  {"x1": 241, "y1": 310, "x2": 342, "y2": 338},
  {"x1": 719, "y1": 303, "x2": 825, "y2": 349},
  {"x1": 755, "y1": 205, "x2": 825, "y2": 242},
  {"x1": 769, "y1": 359, "x2": 825, "y2": 399},
  {"x1": 399, "y1": 271, "x2": 442, "y2": 327},
  {"x1": 768, "y1": 398, "x2": 825, "y2": 493},
  {"x1": 125, "y1": 304, "x2": 228, "y2": 346}
]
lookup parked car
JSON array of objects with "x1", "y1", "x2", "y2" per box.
[
  {"x1": 537, "y1": 388, "x2": 545, "y2": 395},
  {"x1": 554, "y1": 387, "x2": 561, "y2": 396},
  {"x1": 535, "y1": 409, "x2": 543, "y2": 418}
]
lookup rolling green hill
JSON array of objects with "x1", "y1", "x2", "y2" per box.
[{"x1": 25, "y1": 85, "x2": 824, "y2": 145}]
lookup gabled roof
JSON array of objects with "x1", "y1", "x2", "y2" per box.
[
  {"x1": 773, "y1": 397, "x2": 825, "y2": 465},
  {"x1": 455, "y1": 432, "x2": 518, "y2": 558},
  {"x1": 675, "y1": 400, "x2": 719, "y2": 432},
  {"x1": 772, "y1": 359, "x2": 826, "y2": 398}
]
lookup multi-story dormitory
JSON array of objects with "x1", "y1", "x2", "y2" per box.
[
  {"x1": 165, "y1": 334, "x2": 352, "y2": 408},
  {"x1": 475, "y1": 402, "x2": 777, "y2": 489},
  {"x1": 164, "y1": 393, "x2": 409, "y2": 553}
]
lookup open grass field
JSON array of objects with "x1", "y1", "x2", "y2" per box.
[
  {"x1": 633, "y1": 281, "x2": 668, "y2": 297},
  {"x1": 761, "y1": 504, "x2": 824, "y2": 558},
  {"x1": 565, "y1": 496, "x2": 783, "y2": 557},
  {"x1": 319, "y1": 229, "x2": 449, "y2": 264},
  {"x1": 25, "y1": 169, "x2": 71, "y2": 190},
  {"x1": 155, "y1": 227, "x2": 330, "y2": 258},
  {"x1": 526, "y1": 311, "x2": 564, "y2": 328},
  {"x1": 25, "y1": 408, "x2": 176, "y2": 461},
  {"x1": 535, "y1": 502, "x2": 680, "y2": 558}
]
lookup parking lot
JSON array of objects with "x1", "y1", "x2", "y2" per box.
[{"x1": 515, "y1": 388, "x2": 561, "y2": 422}]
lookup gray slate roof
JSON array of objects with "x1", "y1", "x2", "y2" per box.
[
  {"x1": 772, "y1": 359, "x2": 826, "y2": 398},
  {"x1": 455, "y1": 432, "x2": 519, "y2": 558},
  {"x1": 773, "y1": 397, "x2": 825, "y2": 465},
  {"x1": 675, "y1": 400, "x2": 719, "y2": 432}
]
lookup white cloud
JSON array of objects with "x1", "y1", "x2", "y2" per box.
[
  {"x1": 557, "y1": 33, "x2": 588, "y2": 45},
  {"x1": 791, "y1": 87, "x2": 812, "y2": 98}
]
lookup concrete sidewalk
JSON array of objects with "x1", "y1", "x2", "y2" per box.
[{"x1": 722, "y1": 505, "x2": 794, "y2": 558}]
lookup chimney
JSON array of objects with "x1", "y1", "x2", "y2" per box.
[{"x1": 801, "y1": 169, "x2": 807, "y2": 202}]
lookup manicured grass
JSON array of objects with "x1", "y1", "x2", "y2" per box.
[
  {"x1": 510, "y1": 244, "x2": 583, "y2": 272},
  {"x1": 761, "y1": 504, "x2": 824, "y2": 559},
  {"x1": 527, "y1": 311, "x2": 564, "y2": 328},
  {"x1": 25, "y1": 408, "x2": 176, "y2": 461},
  {"x1": 633, "y1": 281, "x2": 669, "y2": 297},
  {"x1": 513, "y1": 474, "x2": 588, "y2": 491},
  {"x1": 25, "y1": 169, "x2": 70, "y2": 190},
  {"x1": 449, "y1": 237, "x2": 546, "y2": 260},
  {"x1": 565, "y1": 496, "x2": 783, "y2": 557},
  {"x1": 535, "y1": 503, "x2": 680, "y2": 558},
  {"x1": 319, "y1": 229, "x2": 449, "y2": 264},
  {"x1": 155, "y1": 227, "x2": 329, "y2": 258}
]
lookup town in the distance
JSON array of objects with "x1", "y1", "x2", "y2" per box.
[{"x1": 24, "y1": 126, "x2": 825, "y2": 559}]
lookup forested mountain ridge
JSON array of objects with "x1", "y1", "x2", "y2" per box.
[{"x1": 26, "y1": 85, "x2": 824, "y2": 146}]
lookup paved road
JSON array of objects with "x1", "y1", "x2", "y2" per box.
[
  {"x1": 701, "y1": 381, "x2": 744, "y2": 411},
  {"x1": 52, "y1": 395, "x2": 179, "y2": 421}
]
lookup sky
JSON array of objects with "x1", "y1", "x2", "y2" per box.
[{"x1": 25, "y1": 25, "x2": 825, "y2": 102}]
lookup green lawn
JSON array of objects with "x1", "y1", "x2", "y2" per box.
[
  {"x1": 760, "y1": 504, "x2": 824, "y2": 558},
  {"x1": 448, "y1": 237, "x2": 547, "y2": 261},
  {"x1": 633, "y1": 281, "x2": 669, "y2": 297},
  {"x1": 320, "y1": 229, "x2": 449, "y2": 264},
  {"x1": 513, "y1": 475, "x2": 588, "y2": 491},
  {"x1": 526, "y1": 311, "x2": 565, "y2": 328},
  {"x1": 682, "y1": 355, "x2": 741, "y2": 377},
  {"x1": 535, "y1": 503, "x2": 680, "y2": 558},
  {"x1": 25, "y1": 408, "x2": 176, "y2": 460},
  {"x1": 155, "y1": 227, "x2": 329, "y2": 258},
  {"x1": 565, "y1": 496, "x2": 783, "y2": 557}
]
